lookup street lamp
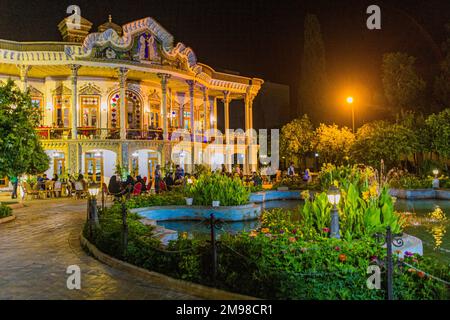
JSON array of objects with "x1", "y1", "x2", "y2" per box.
[
  {"x1": 87, "y1": 183, "x2": 100, "y2": 237},
  {"x1": 327, "y1": 185, "x2": 341, "y2": 239},
  {"x1": 432, "y1": 169, "x2": 440, "y2": 189},
  {"x1": 346, "y1": 96, "x2": 355, "y2": 134}
]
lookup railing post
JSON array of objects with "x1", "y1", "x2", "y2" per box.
[
  {"x1": 121, "y1": 200, "x2": 128, "y2": 258},
  {"x1": 386, "y1": 226, "x2": 394, "y2": 300},
  {"x1": 210, "y1": 213, "x2": 217, "y2": 283}
]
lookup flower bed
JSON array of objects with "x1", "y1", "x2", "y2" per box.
[{"x1": 85, "y1": 204, "x2": 449, "y2": 299}]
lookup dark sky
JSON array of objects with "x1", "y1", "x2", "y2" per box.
[{"x1": 1, "y1": 0, "x2": 449, "y2": 117}]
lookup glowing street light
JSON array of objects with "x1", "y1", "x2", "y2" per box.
[
  {"x1": 327, "y1": 185, "x2": 341, "y2": 239},
  {"x1": 346, "y1": 96, "x2": 355, "y2": 134}
]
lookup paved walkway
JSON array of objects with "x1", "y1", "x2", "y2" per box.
[{"x1": 0, "y1": 196, "x2": 198, "y2": 300}]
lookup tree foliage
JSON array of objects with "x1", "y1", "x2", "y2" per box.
[
  {"x1": 351, "y1": 121, "x2": 418, "y2": 169},
  {"x1": 298, "y1": 14, "x2": 328, "y2": 122},
  {"x1": 0, "y1": 80, "x2": 49, "y2": 177},
  {"x1": 313, "y1": 124, "x2": 355, "y2": 164},
  {"x1": 433, "y1": 23, "x2": 450, "y2": 108},
  {"x1": 280, "y1": 115, "x2": 314, "y2": 164},
  {"x1": 382, "y1": 52, "x2": 426, "y2": 113},
  {"x1": 425, "y1": 108, "x2": 450, "y2": 158}
]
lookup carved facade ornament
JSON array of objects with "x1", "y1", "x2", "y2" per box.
[
  {"x1": 28, "y1": 86, "x2": 44, "y2": 97},
  {"x1": 52, "y1": 84, "x2": 72, "y2": 96},
  {"x1": 79, "y1": 83, "x2": 102, "y2": 96}
]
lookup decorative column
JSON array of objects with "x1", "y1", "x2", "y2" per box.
[
  {"x1": 222, "y1": 91, "x2": 231, "y2": 143},
  {"x1": 246, "y1": 93, "x2": 256, "y2": 173},
  {"x1": 116, "y1": 67, "x2": 129, "y2": 140},
  {"x1": 186, "y1": 80, "x2": 196, "y2": 171},
  {"x1": 201, "y1": 86, "x2": 209, "y2": 132},
  {"x1": 17, "y1": 65, "x2": 31, "y2": 92},
  {"x1": 158, "y1": 73, "x2": 171, "y2": 140},
  {"x1": 70, "y1": 64, "x2": 81, "y2": 140},
  {"x1": 186, "y1": 80, "x2": 196, "y2": 141}
]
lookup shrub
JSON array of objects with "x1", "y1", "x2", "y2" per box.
[
  {"x1": 125, "y1": 192, "x2": 185, "y2": 209},
  {"x1": 387, "y1": 169, "x2": 431, "y2": 189},
  {"x1": 0, "y1": 203, "x2": 12, "y2": 218},
  {"x1": 184, "y1": 173, "x2": 250, "y2": 206}
]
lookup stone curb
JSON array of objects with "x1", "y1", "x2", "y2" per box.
[
  {"x1": 80, "y1": 233, "x2": 258, "y2": 300},
  {"x1": 0, "y1": 215, "x2": 16, "y2": 224}
]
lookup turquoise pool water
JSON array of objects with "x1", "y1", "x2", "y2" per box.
[{"x1": 157, "y1": 199, "x2": 450, "y2": 264}]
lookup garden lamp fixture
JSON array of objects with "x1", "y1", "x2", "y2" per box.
[
  {"x1": 327, "y1": 185, "x2": 341, "y2": 239},
  {"x1": 327, "y1": 185, "x2": 341, "y2": 207},
  {"x1": 87, "y1": 183, "x2": 100, "y2": 237},
  {"x1": 88, "y1": 184, "x2": 100, "y2": 198}
]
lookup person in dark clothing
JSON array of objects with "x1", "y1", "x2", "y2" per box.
[
  {"x1": 164, "y1": 172, "x2": 174, "y2": 191},
  {"x1": 175, "y1": 165, "x2": 185, "y2": 182},
  {"x1": 10, "y1": 176, "x2": 18, "y2": 199},
  {"x1": 154, "y1": 165, "x2": 162, "y2": 193},
  {"x1": 108, "y1": 175, "x2": 123, "y2": 201}
]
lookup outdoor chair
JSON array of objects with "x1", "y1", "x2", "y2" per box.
[
  {"x1": 132, "y1": 182, "x2": 142, "y2": 196},
  {"x1": 44, "y1": 181, "x2": 54, "y2": 198},
  {"x1": 74, "y1": 181, "x2": 86, "y2": 199},
  {"x1": 54, "y1": 181, "x2": 62, "y2": 197},
  {"x1": 22, "y1": 182, "x2": 39, "y2": 200}
]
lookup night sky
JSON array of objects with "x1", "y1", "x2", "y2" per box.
[{"x1": 1, "y1": 0, "x2": 449, "y2": 124}]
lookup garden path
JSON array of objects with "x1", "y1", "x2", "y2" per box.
[{"x1": 0, "y1": 196, "x2": 199, "y2": 300}]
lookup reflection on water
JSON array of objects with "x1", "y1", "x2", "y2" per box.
[{"x1": 158, "y1": 198, "x2": 450, "y2": 264}]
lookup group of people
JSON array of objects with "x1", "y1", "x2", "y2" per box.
[
  {"x1": 287, "y1": 162, "x2": 313, "y2": 183},
  {"x1": 107, "y1": 164, "x2": 186, "y2": 200}
]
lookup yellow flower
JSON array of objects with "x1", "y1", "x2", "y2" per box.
[
  {"x1": 181, "y1": 232, "x2": 188, "y2": 239},
  {"x1": 333, "y1": 180, "x2": 339, "y2": 187},
  {"x1": 301, "y1": 190, "x2": 310, "y2": 200},
  {"x1": 362, "y1": 191, "x2": 370, "y2": 201},
  {"x1": 261, "y1": 228, "x2": 270, "y2": 234},
  {"x1": 249, "y1": 230, "x2": 258, "y2": 238},
  {"x1": 369, "y1": 184, "x2": 378, "y2": 197}
]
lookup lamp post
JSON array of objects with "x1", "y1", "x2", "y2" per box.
[
  {"x1": 346, "y1": 96, "x2": 355, "y2": 133},
  {"x1": 432, "y1": 169, "x2": 440, "y2": 189},
  {"x1": 87, "y1": 184, "x2": 100, "y2": 237},
  {"x1": 327, "y1": 185, "x2": 341, "y2": 239}
]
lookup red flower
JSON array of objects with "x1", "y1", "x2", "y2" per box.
[
  {"x1": 334, "y1": 246, "x2": 341, "y2": 251},
  {"x1": 323, "y1": 228, "x2": 330, "y2": 233}
]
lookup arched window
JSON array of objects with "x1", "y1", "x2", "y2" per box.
[{"x1": 109, "y1": 90, "x2": 142, "y2": 129}]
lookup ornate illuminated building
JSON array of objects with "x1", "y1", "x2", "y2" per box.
[{"x1": 0, "y1": 14, "x2": 263, "y2": 185}]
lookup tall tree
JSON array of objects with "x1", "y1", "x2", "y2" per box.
[
  {"x1": 433, "y1": 23, "x2": 450, "y2": 108},
  {"x1": 298, "y1": 14, "x2": 328, "y2": 123},
  {"x1": 280, "y1": 115, "x2": 314, "y2": 166},
  {"x1": 382, "y1": 52, "x2": 426, "y2": 114},
  {"x1": 313, "y1": 124, "x2": 355, "y2": 165},
  {"x1": 351, "y1": 121, "x2": 418, "y2": 169},
  {"x1": 0, "y1": 80, "x2": 49, "y2": 178}
]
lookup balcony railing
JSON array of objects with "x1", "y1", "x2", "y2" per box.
[{"x1": 36, "y1": 127, "x2": 253, "y2": 144}]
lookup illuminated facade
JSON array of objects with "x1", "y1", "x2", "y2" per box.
[{"x1": 0, "y1": 15, "x2": 263, "y2": 184}]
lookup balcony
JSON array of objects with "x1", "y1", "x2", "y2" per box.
[{"x1": 35, "y1": 127, "x2": 248, "y2": 144}]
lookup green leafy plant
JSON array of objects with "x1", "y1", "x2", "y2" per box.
[
  {"x1": 0, "y1": 203, "x2": 12, "y2": 218},
  {"x1": 184, "y1": 173, "x2": 250, "y2": 206}
]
